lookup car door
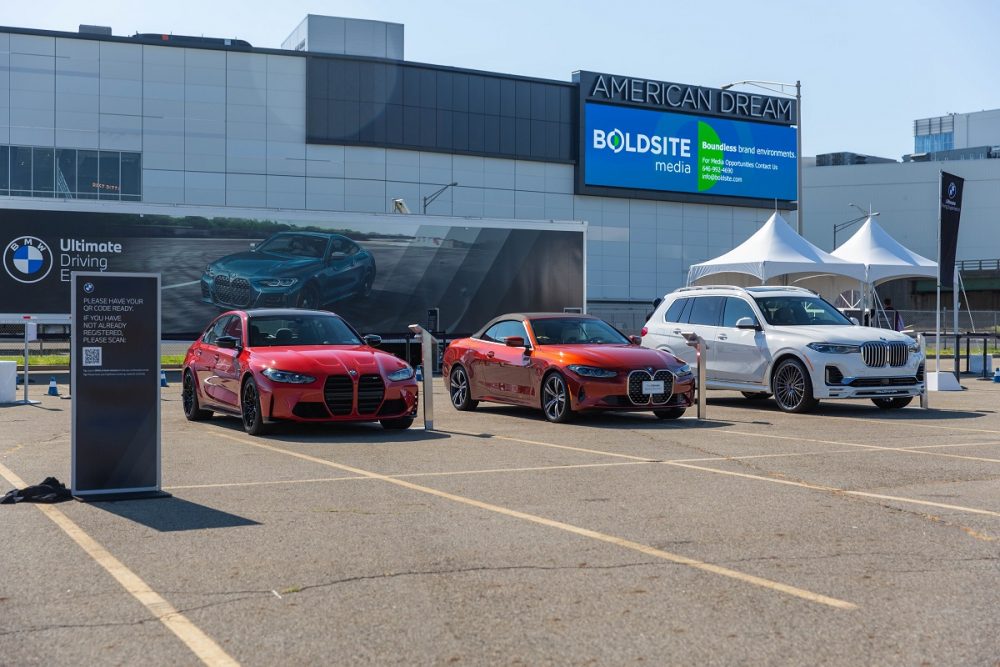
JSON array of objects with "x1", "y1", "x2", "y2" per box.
[
  {"x1": 197, "y1": 315, "x2": 235, "y2": 406},
  {"x1": 319, "y1": 236, "x2": 357, "y2": 302},
  {"x1": 650, "y1": 297, "x2": 695, "y2": 362},
  {"x1": 715, "y1": 297, "x2": 770, "y2": 383},
  {"x1": 490, "y1": 320, "x2": 535, "y2": 405},
  {"x1": 213, "y1": 315, "x2": 245, "y2": 408},
  {"x1": 685, "y1": 296, "x2": 726, "y2": 381},
  {"x1": 471, "y1": 321, "x2": 522, "y2": 402}
]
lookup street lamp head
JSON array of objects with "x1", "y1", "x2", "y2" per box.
[{"x1": 720, "y1": 83, "x2": 734, "y2": 91}]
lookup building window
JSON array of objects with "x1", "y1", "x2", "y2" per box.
[
  {"x1": 914, "y1": 132, "x2": 953, "y2": 154},
  {"x1": 0, "y1": 145, "x2": 141, "y2": 201}
]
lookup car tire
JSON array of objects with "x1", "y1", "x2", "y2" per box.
[
  {"x1": 241, "y1": 377, "x2": 268, "y2": 435},
  {"x1": 297, "y1": 283, "x2": 320, "y2": 310},
  {"x1": 770, "y1": 358, "x2": 819, "y2": 413},
  {"x1": 872, "y1": 397, "x2": 913, "y2": 410},
  {"x1": 361, "y1": 268, "x2": 375, "y2": 297},
  {"x1": 654, "y1": 407, "x2": 685, "y2": 420},
  {"x1": 449, "y1": 366, "x2": 478, "y2": 411},
  {"x1": 741, "y1": 391, "x2": 770, "y2": 400},
  {"x1": 181, "y1": 370, "x2": 212, "y2": 421},
  {"x1": 541, "y1": 371, "x2": 573, "y2": 423},
  {"x1": 380, "y1": 417, "x2": 414, "y2": 430}
]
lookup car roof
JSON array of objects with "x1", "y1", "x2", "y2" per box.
[
  {"x1": 269, "y1": 230, "x2": 347, "y2": 239},
  {"x1": 668, "y1": 285, "x2": 817, "y2": 297},
  {"x1": 474, "y1": 312, "x2": 600, "y2": 337},
  {"x1": 243, "y1": 309, "x2": 341, "y2": 318}
]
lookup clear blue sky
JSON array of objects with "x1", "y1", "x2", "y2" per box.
[{"x1": 7, "y1": 0, "x2": 1000, "y2": 160}]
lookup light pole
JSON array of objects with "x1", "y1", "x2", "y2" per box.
[
  {"x1": 832, "y1": 203, "x2": 878, "y2": 250},
  {"x1": 720, "y1": 80, "x2": 802, "y2": 234},
  {"x1": 422, "y1": 181, "x2": 458, "y2": 214}
]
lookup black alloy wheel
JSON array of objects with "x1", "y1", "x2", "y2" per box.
[
  {"x1": 871, "y1": 396, "x2": 913, "y2": 410},
  {"x1": 241, "y1": 377, "x2": 267, "y2": 435},
  {"x1": 182, "y1": 370, "x2": 212, "y2": 421},
  {"x1": 541, "y1": 372, "x2": 573, "y2": 423},
  {"x1": 297, "y1": 284, "x2": 320, "y2": 309},
  {"x1": 449, "y1": 366, "x2": 478, "y2": 411},
  {"x1": 741, "y1": 391, "x2": 770, "y2": 401},
  {"x1": 654, "y1": 407, "x2": 685, "y2": 420},
  {"x1": 771, "y1": 358, "x2": 818, "y2": 413}
]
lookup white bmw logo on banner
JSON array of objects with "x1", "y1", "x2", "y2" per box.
[
  {"x1": 4, "y1": 235, "x2": 54, "y2": 284},
  {"x1": 948, "y1": 182, "x2": 957, "y2": 199}
]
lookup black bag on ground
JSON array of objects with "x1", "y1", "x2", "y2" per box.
[{"x1": 1, "y1": 476, "x2": 73, "y2": 504}]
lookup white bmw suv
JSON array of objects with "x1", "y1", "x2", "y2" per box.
[{"x1": 641, "y1": 285, "x2": 925, "y2": 413}]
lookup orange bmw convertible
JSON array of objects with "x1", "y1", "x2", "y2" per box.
[{"x1": 442, "y1": 313, "x2": 695, "y2": 423}]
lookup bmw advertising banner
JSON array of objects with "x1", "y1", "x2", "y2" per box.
[
  {"x1": 0, "y1": 204, "x2": 584, "y2": 337},
  {"x1": 939, "y1": 171, "x2": 964, "y2": 289},
  {"x1": 582, "y1": 102, "x2": 797, "y2": 202}
]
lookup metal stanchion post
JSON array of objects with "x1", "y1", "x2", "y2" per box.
[
  {"x1": 681, "y1": 332, "x2": 707, "y2": 420},
  {"x1": 408, "y1": 324, "x2": 437, "y2": 431},
  {"x1": 919, "y1": 333, "x2": 929, "y2": 409}
]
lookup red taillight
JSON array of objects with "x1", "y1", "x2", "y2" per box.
[{"x1": 640, "y1": 326, "x2": 648, "y2": 337}]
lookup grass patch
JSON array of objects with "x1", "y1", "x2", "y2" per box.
[{"x1": 0, "y1": 354, "x2": 186, "y2": 367}]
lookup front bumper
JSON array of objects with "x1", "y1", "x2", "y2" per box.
[
  {"x1": 568, "y1": 371, "x2": 696, "y2": 412},
  {"x1": 259, "y1": 374, "x2": 419, "y2": 423},
  {"x1": 812, "y1": 353, "x2": 925, "y2": 400}
]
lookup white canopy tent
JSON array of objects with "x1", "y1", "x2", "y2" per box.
[
  {"x1": 831, "y1": 216, "x2": 937, "y2": 284},
  {"x1": 686, "y1": 213, "x2": 867, "y2": 296}
]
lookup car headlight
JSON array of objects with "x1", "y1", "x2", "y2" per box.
[
  {"x1": 806, "y1": 343, "x2": 861, "y2": 354},
  {"x1": 567, "y1": 365, "x2": 617, "y2": 378},
  {"x1": 257, "y1": 278, "x2": 299, "y2": 288},
  {"x1": 674, "y1": 364, "x2": 693, "y2": 377},
  {"x1": 204, "y1": 265, "x2": 217, "y2": 277},
  {"x1": 261, "y1": 368, "x2": 315, "y2": 384},
  {"x1": 387, "y1": 366, "x2": 415, "y2": 382},
  {"x1": 908, "y1": 340, "x2": 920, "y2": 353}
]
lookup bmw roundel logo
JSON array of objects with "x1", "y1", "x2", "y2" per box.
[
  {"x1": 4, "y1": 236, "x2": 54, "y2": 284},
  {"x1": 83, "y1": 282, "x2": 95, "y2": 294},
  {"x1": 607, "y1": 128, "x2": 625, "y2": 154},
  {"x1": 947, "y1": 182, "x2": 957, "y2": 199}
]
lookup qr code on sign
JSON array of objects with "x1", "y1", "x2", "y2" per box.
[{"x1": 82, "y1": 347, "x2": 102, "y2": 367}]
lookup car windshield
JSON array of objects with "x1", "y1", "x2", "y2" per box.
[
  {"x1": 248, "y1": 314, "x2": 362, "y2": 346},
  {"x1": 256, "y1": 233, "x2": 327, "y2": 258},
  {"x1": 529, "y1": 317, "x2": 630, "y2": 345},
  {"x1": 753, "y1": 296, "x2": 853, "y2": 326}
]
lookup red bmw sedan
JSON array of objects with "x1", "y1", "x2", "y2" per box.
[
  {"x1": 442, "y1": 313, "x2": 695, "y2": 423},
  {"x1": 182, "y1": 309, "x2": 418, "y2": 434}
]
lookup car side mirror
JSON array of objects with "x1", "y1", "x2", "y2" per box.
[
  {"x1": 363, "y1": 334, "x2": 382, "y2": 347},
  {"x1": 735, "y1": 317, "x2": 761, "y2": 331},
  {"x1": 249, "y1": 242, "x2": 257, "y2": 252},
  {"x1": 504, "y1": 336, "x2": 526, "y2": 348},
  {"x1": 216, "y1": 335, "x2": 240, "y2": 350},
  {"x1": 629, "y1": 335, "x2": 642, "y2": 345},
  {"x1": 849, "y1": 317, "x2": 860, "y2": 326}
]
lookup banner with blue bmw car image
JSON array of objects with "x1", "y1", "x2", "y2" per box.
[
  {"x1": 583, "y1": 102, "x2": 797, "y2": 201},
  {"x1": 0, "y1": 206, "x2": 585, "y2": 337}
]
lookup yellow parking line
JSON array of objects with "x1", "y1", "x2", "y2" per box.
[
  {"x1": 722, "y1": 430, "x2": 1000, "y2": 464},
  {"x1": 803, "y1": 412, "x2": 1000, "y2": 436},
  {"x1": 166, "y1": 475, "x2": 368, "y2": 490},
  {"x1": 0, "y1": 462, "x2": 239, "y2": 667},
  {"x1": 215, "y1": 432, "x2": 856, "y2": 610}
]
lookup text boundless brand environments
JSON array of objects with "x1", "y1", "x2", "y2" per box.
[{"x1": 584, "y1": 103, "x2": 797, "y2": 201}]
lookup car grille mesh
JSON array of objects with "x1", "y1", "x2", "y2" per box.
[
  {"x1": 357, "y1": 375, "x2": 385, "y2": 414},
  {"x1": 323, "y1": 376, "x2": 354, "y2": 415},
  {"x1": 861, "y1": 341, "x2": 909, "y2": 367},
  {"x1": 627, "y1": 370, "x2": 674, "y2": 406},
  {"x1": 213, "y1": 275, "x2": 252, "y2": 307}
]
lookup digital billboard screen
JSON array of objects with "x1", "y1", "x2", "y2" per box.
[{"x1": 582, "y1": 102, "x2": 797, "y2": 202}]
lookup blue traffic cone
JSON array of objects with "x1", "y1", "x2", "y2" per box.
[
  {"x1": 993, "y1": 368, "x2": 1000, "y2": 383},
  {"x1": 415, "y1": 365, "x2": 423, "y2": 381},
  {"x1": 160, "y1": 370, "x2": 169, "y2": 388},
  {"x1": 47, "y1": 377, "x2": 60, "y2": 396}
]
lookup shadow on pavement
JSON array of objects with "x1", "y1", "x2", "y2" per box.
[
  {"x1": 92, "y1": 496, "x2": 260, "y2": 532},
  {"x1": 468, "y1": 404, "x2": 735, "y2": 430},
  {"x1": 206, "y1": 414, "x2": 453, "y2": 443},
  {"x1": 707, "y1": 396, "x2": 989, "y2": 420}
]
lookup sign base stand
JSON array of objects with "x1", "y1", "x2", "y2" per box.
[
  {"x1": 927, "y1": 371, "x2": 963, "y2": 392},
  {"x1": 75, "y1": 490, "x2": 172, "y2": 502}
]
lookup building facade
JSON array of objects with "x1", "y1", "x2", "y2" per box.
[{"x1": 0, "y1": 16, "x2": 800, "y2": 331}]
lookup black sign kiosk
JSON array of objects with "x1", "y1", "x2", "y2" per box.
[{"x1": 71, "y1": 272, "x2": 166, "y2": 500}]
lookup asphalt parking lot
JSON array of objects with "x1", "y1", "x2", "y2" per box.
[{"x1": 2, "y1": 376, "x2": 999, "y2": 666}]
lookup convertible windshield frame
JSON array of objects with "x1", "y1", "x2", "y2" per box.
[{"x1": 528, "y1": 317, "x2": 631, "y2": 346}]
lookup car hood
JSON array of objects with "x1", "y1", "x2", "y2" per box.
[
  {"x1": 769, "y1": 325, "x2": 914, "y2": 344},
  {"x1": 210, "y1": 251, "x2": 320, "y2": 278},
  {"x1": 545, "y1": 344, "x2": 684, "y2": 369},
  {"x1": 252, "y1": 346, "x2": 407, "y2": 376}
]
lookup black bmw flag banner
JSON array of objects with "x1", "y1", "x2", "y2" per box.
[{"x1": 939, "y1": 171, "x2": 964, "y2": 288}]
